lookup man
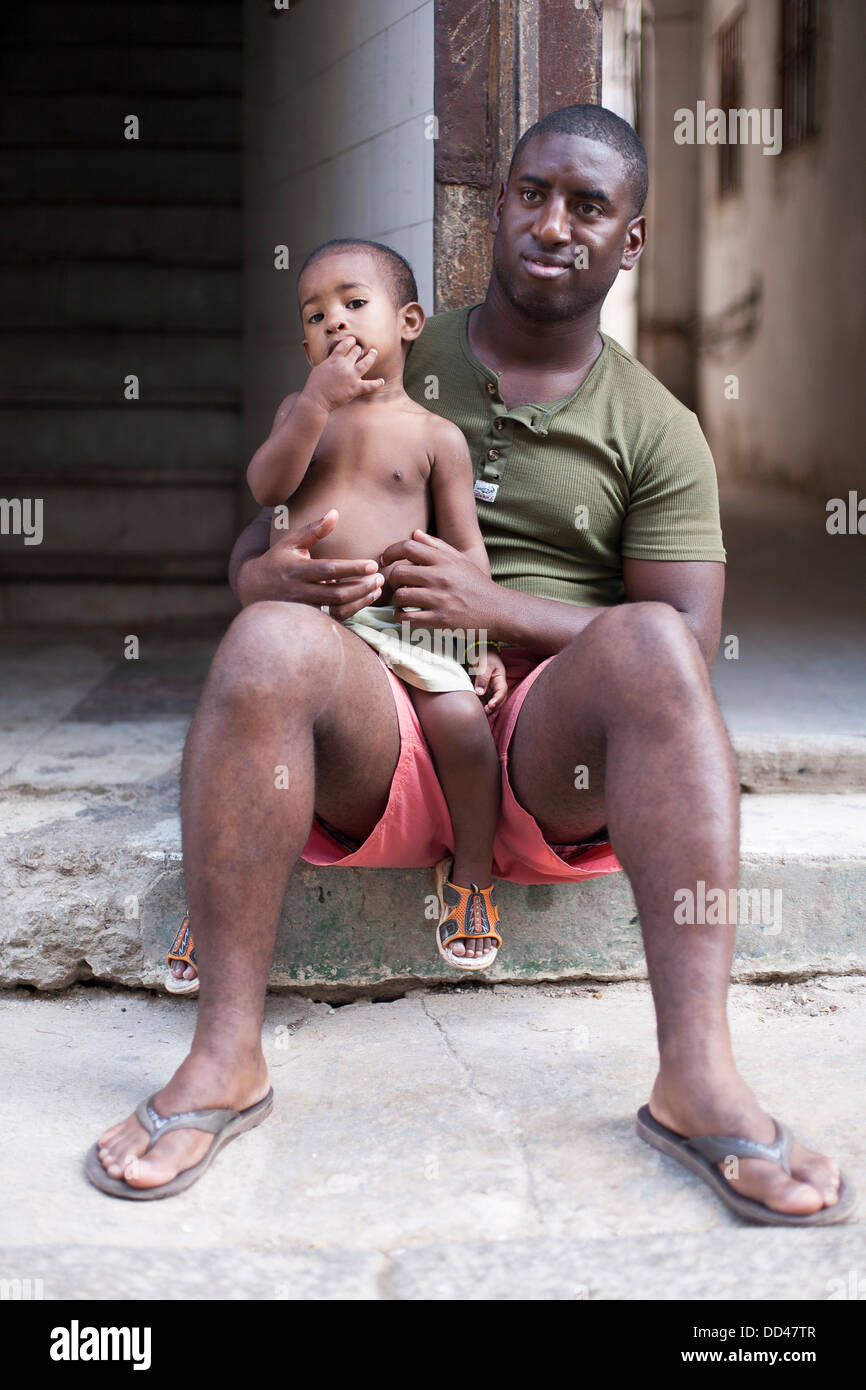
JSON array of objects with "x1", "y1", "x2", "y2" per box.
[{"x1": 89, "y1": 106, "x2": 852, "y2": 1222}]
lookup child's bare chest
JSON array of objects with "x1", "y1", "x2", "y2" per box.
[{"x1": 309, "y1": 412, "x2": 432, "y2": 495}]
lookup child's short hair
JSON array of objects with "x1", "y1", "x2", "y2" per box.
[{"x1": 298, "y1": 238, "x2": 418, "y2": 310}]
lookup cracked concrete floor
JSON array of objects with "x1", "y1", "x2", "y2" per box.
[{"x1": 2, "y1": 979, "x2": 865, "y2": 1300}]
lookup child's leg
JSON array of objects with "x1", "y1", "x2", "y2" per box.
[{"x1": 410, "y1": 688, "x2": 500, "y2": 959}]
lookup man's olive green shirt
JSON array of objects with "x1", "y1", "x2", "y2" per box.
[{"x1": 403, "y1": 305, "x2": 726, "y2": 609}]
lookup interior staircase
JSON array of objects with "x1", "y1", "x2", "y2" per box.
[{"x1": 0, "y1": 1, "x2": 243, "y2": 625}]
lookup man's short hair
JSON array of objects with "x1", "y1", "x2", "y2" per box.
[
  {"x1": 507, "y1": 104, "x2": 648, "y2": 217},
  {"x1": 298, "y1": 238, "x2": 419, "y2": 309}
]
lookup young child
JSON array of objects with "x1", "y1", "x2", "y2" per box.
[{"x1": 246, "y1": 237, "x2": 505, "y2": 971}]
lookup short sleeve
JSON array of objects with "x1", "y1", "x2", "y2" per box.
[{"x1": 621, "y1": 408, "x2": 726, "y2": 562}]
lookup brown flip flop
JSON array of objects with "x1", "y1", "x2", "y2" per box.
[
  {"x1": 85, "y1": 1089, "x2": 274, "y2": 1200},
  {"x1": 636, "y1": 1104, "x2": 858, "y2": 1226}
]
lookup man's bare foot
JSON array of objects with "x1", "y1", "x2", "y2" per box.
[
  {"x1": 650, "y1": 1069, "x2": 842, "y2": 1217},
  {"x1": 95, "y1": 1050, "x2": 270, "y2": 1191}
]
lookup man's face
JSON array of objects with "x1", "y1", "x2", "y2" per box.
[
  {"x1": 490, "y1": 132, "x2": 646, "y2": 323},
  {"x1": 299, "y1": 251, "x2": 409, "y2": 372}
]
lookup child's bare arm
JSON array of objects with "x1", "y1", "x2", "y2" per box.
[
  {"x1": 247, "y1": 390, "x2": 327, "y2": 508},
  {"x1": 427, "y1": 418, "x2": 490, "y2": 576},
  {"x1": 246, "y1": 338, "x2": 384, "y2": 506}
]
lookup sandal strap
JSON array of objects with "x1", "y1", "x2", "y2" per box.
[
  {"x1": 686, "y1": 1119, "x2": 793, "y2": 1174},
  {"x1": 135, "y1": 1095, "x2": 238, "y2": 1152},
  {"x1": 166, "y1": 912, "x2": 196, "y2": 967},
  {"x1": 439, "y1": 880, "x2": 502, "y2": 948}
]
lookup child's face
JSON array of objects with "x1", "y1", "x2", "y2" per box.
[{"x1": 298, "y1": 251, "x2": 420, "y2": 375}]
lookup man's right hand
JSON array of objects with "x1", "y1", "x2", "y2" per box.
[{"x1": 235, "y1": 509, "x2": 383, "y2": 620}]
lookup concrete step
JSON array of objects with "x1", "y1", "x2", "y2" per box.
[
  {"x1": 0, "y1": 92, "x2": 241, "y2": 147},
  {"x1": 733, "y1": 734, "x2": 866, "y2": 794},
  {"x1": 0, "y1": 43, "x2": 242, "y2": 95},
  {"x1": 0, "y1": 263, "x2": 239, "y2": 330},
  {"x1": 0, "y1": 205, "x2": 240, "y2": 262},
  {"x1": 0, "y1": 478, "x2": 238, "y2": 568},
  {"x1": 0, "y1": 630, "x2": 862, "y2": 993},
  {"x1": 0, "y1": 331, "x2": 240, "y2": 399},
  {"x1": 1, "y1": 759, "x2": 863, "y2": 993},
  {"x1": 0, "y1": 148, "x2": 240, "y2": 203},
  {"x1": 5, "y1": 2, "x2": 242, "y2": 45},
  {"x1": 0, "y1": 404, "x2": 240, "y2": 471},
  {"x1": 0, "y1": 582, "x2": 236, "y2": 627}
]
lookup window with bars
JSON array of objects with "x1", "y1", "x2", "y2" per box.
[
  {"x1": 779, "y1": 0, "x2": 820, "y2": 148},
  {"x1": 718, "y1": 11, "x2": 744, "y2": 197}
]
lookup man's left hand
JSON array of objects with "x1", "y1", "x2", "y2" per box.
[{"x1": 379, "y1": 530, "x2": 504, "y2": 636}]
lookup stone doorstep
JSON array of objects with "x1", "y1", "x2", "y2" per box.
[
  {"x1": 1, "y1": 792, "x2": 865, "y2": 994},
  {"x1": 733, "y1": 735, "x2": 866, "y2": 793}
]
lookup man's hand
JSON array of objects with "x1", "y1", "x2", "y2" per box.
[
  {"x1": 304, "y1": 338, "x2": 385, "y2": 413},
  {"x1": 236, "y1": 508, "x2": 383, "y2": 619},
  {"x1": 380, "y1": 530, "x2": 505, "y2": 636}
]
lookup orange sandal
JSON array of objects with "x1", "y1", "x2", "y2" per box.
[
  {"x1": 165, "y1": 911, "x2": 199, "y2": 995},
  {"x1": 433, "y1": 858, "x2": 502, "y2": 972}
]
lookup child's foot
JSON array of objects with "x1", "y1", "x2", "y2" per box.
[
  {"x1": 165, "y1": 913, "x2": 200, "y2": 995},
  {"x1": 433, "y1": 859, "x2": 501, "y2": 971}
]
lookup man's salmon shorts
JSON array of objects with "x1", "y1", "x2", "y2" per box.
[{"x1": 303, "y1": 647, "x2": 622, "y2": 885}]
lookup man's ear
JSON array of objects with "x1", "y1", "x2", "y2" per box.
[
  {"x1": 400, "y1": 302, "x2": 426, "y2": 343},
  {"x1": 489, "y1": 180, "x2": 506, "y2": 232},
  {"x1": 620, "y1": 215, "x2": 647, "y2": 271}
]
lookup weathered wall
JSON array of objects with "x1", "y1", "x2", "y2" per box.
[
  {"x1": 434, "y1": 0, "x2": 602, "y2": 313},
  {"x1": 243, "y1": 0, "x2": 435, "y2": 469},
  {"x1": 695, "y1": 0, "x2": 866, "y2": 494}
]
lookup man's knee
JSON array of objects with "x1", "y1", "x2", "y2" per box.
[
  {"x1": 210, "y1": 602, "x2": 339, "y2": 704},
  {"x1": 583, "y1": 601, "x2": 708, "y2": 699}
]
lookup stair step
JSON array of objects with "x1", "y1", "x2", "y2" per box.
[
  {"x1": 0, "y1": 263, "x2": 240, "y2": 330},
  {"x1": 0, "y1": 583, "x2": 236, "y2": 627},
  {"x1": 0, "y1": 148, "x2": 240, "y2": 203},
  {"x1": 0, "y1": 404, "x2": 240, "y2": 471},
  {"x1": 5, "y1": 2, "x2": 243, "y2": 45},
  {"x1": 0, "y1": 43, "x2": 242, "y2": 95},
  {"x1": 0, "y1": 205, "x2": 240, "y2": 262},
  {"x1": 0, "y1": 478, "x2": 237, "y2": 564},
  {"x1": 0, "y1": 93, "x2": 240, "y2": 146},
  {"x1": 1, "y1": 676, "x2": 863, "y2": 992},
  {"x1": 0, "y1": 330, "x2": 239, "y2": 396}
]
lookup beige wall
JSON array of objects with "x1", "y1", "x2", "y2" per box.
[
  {"x1": 243, "y1": 0, "x2": 434, "y2": 467},
  {"x1": 696, "y1": 0, "x2": 866, "y2": 494},
  {"x1": 637, "y1": 0, "x2": 703, "y2": 408}
]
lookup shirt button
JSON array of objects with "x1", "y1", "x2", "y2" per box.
[
  {"x1": 486, "y1": 382, "x2": 496, "y2": 395},
  {"x1": 494, "y1": 419, "x2": 504, "y2": 431},
  {"x1": 487, "y1": 448, "x2": 501, "y2": 461}
]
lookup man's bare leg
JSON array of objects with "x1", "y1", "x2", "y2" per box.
[
  {"x1": 508, "y1": 601, "x2": 842, "y2": 1217},
  {"x1": 96, "y1": 603, "x2": 400, "y2": 1189}
]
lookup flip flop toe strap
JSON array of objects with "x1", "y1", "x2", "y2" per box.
[
  {"x1": 135, "y1": 1096, "x2": 239, "y2": 1153},
  {"x1": 686, "y1": 1120, "x2": 794, "y2": 1175}
]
